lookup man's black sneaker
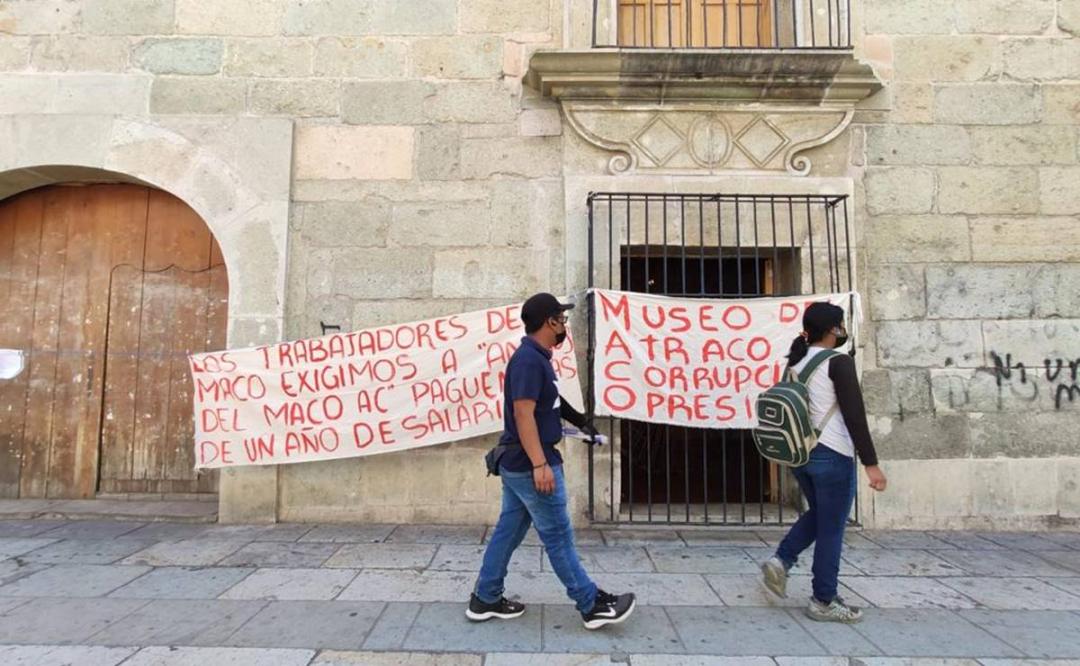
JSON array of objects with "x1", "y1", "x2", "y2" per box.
[
  {"x1": 581, "y1": 589, "x2": 636, "y2": 630},
  {"x1": 465, "y1": 593, "x2": 526, "y2": 621}
]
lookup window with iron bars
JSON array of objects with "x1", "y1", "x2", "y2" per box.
[
  {"x1": 593, "y1": 0, "x2": 853, "y2": 49},
  {"x1": 583, "y1": 192, "x2": 855, "y2": 526}
]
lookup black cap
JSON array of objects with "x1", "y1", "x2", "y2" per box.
[
  {"x1": 803, "y1": 301, "x2": 845, "y2": 336},
  {"x1": 521, "y1": 292, "x2": 574, "y2": 328}
]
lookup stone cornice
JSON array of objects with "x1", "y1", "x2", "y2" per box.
[{"x1": 525, "y1": 49, "x2": 883, "y2": 104}]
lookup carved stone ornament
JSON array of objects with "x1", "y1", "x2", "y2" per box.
[{"x1": 525, "y1": 50, "x2": 883, "y2": 176}]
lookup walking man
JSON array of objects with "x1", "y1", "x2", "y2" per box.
[{"x1": 467, "y1": 292, "x2": 636, "y2": 630}]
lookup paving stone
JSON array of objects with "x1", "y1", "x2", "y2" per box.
[
  {"x1": 785, "y1": 608, "x2": 884, "y2": 656},
  {"x1": 315, "y1": 652, "x2": 482, "y2": 666},
  {"x1": 220, "y1": 568, "x2": 357, "y2": 601},
  {"x1": 0, "y1": 538, "x2": 56, "y2": 559},
  {"x1": 666, "y1": 606, "x2": 824, "y2": 656},
  {"x1": 636, "y1": 657, "x2": 776, "y2": 666},
  {"x1": 403, "y1": 602, "x2": 540, "y2": 652},
  {"x1": 122, "y1": 540, "x2": 247, "y2": 566},
  {"x1": 1043, "y1": 577, "x2": 1080, "y2": 597},
  {"x1": 0, "y1": 645, "x2": 137, "y2": 665},
  {"x1": 120, "y1": 523, "x2": 213, "y2": 541},
  {"x1": 1029, "y1": 551, "x2": 1080, "y2": 574},
  {"x1": 927, "y1": 532, "x2": 1005, "y2": 550},
  {"x1": 108, "y1": 566, "x2": 255, "y2": 600},
  {"x1": 88, "y1": 598, "x2": 266, "y2": 646},
  {"x1": 361, "y1": 602, "x2": 421, "y2": 650},
  {"x1": 123, "y1": 646, "x2": 316, "y2": 666},
  {"x1": 486, "y1": 654, "x2": 610, "y2": 666},
  {"x1": 0, "y1": 520, "x2": 67, "y2": 538},
  {"x1": 975, "y1": 533, "x2": 1065, "y2": 551},
  {"x1": 338, "y1": 570, "x2": 473, "y2": 603},
  {"x1": 552, "y1": 545, "x2": 655, "y2": 574},
  {"x1": 960, "y1": 610, "x2": 1080, "y2": 658},
  {"x1": 219, "y1": 542, "x2": 339, "y2": 568},
  {"x1": 774, "y1": 659, "x2": 851, "y2": 666},
  {"x1": 0, "y1": 598, "x2": 28, "y2": 613},
  {"x1": 841, "y1": 549, "x2": 967, "y2": 577},
  {"x1": 705, "y1": 574, "x2": 868, "y2": 609},
  {"x1": 842, "y1": 576, "x2": 979, "y2": 609},
  {"x1": 21, "y1": 538, "x2": 151, "y2": 564},
  {"x1": 386, "y1": 525, "x2": 486, "y2": 545},
  {"x1": 0, "y1": 563, "x2": 150, "y2": 597},
  {"x1": 679, "y1": 531, "x2": 768, "y2": 548},
  {"x1": 326, "y1": 543, "x2": 440, "y2": 570},
  {"x1": 508, "y1": 571, "x2": 720, "y2": 606},
  {"x1": 541, "y1": 603, "x2": 684, "y2": 653},
  {"x1": 0, "y1": 560, "x2": 49, "y2": 586},
  {"x1": 647, "y1": 546, "x2": 760, "y2": 574},
  {"x1": 0, "y1": 597, "x2": 148, "y2": 643},
  {"x1": 203, "y1": 524, "x2": 315, "y2": 542},
  {"x1": 224, "y1": 600, "x2": 384, "y2": 649},
  {"x1": 861, "y1": 531, "x2": 955, "y2": 549},
  {"x1": 38, "y1": 520, "x2": 146, "y2": 540},
  {"x1": 1037, "y1": 533, "x2": 1080, "y2": 550},
  {"x1": 980, "y1": 660, "x2": 1080, "y2": 666},
  {"x1": 300, "y1": 525, "x2": 397, "y2": 543},
  {"x1": 743, "y1": 547, "x2": 828, "y2": 576},
  {"x1": 939, "y1": 577, "x2": 1080, "y2": 610},
  {"x1": 602, "y1": 530, "x2": 685, "y2": 547},
  {"x1": 512, "y1": 528, "x2": 605, "y2": 547},
  {"x1": 852, "y1": 609, "x2": 1021, "y2": 657},
  {"x1": 933, "y1": 550, "x2": 1078, "y2": 578},
  {"x1": 845, "y1": 660, "x2": 979, "y2": 665}
]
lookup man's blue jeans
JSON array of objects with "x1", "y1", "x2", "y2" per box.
[
  {"x1": 775, "y1": 446, "x2": 856, "y2": 604},
  {"x1": 474, "y1": 464, "x2": 598, "y2": 613}
]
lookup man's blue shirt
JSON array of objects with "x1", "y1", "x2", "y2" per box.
[{"x1": 498, "y1": 336, "x2": 564, "y2": 472}]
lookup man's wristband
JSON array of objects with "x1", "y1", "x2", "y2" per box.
[{"x1": 532, "y1": 462, "x2": 548, "y2": 470}]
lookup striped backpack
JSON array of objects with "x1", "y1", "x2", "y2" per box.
[{"x1": 752, "y1": 350, "x2": 839, "y2": 467}]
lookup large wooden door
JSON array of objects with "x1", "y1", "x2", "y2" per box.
[
  {"x1": 0, "y1": 184, "x2": 226, "y2": 498},
  {"x1": 618, "y1": 0, "x2": 773, "y2": 47}
]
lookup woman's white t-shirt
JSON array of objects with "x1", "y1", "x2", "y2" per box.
[{"x1": 790, "y1": 346, "x2": 855, "y2": 458}]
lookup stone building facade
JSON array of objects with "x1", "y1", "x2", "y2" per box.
[{"x1": 0, "y1": 0, "x2": 1077, "y2": 528}]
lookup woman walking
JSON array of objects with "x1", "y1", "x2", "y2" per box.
[{"x1": 761, "y1": 302, "x2": 888, "y2": 623}]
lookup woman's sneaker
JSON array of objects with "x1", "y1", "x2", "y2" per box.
[
  {"x1": 761, "y1": 556, "x2": 788, "y2": 598},
  {"x1": 582, "y1": 589, "x2": 636, "y2": 630},
  {"x1": 465, "y1": 594, "x2": 525, "y2": 621},
  {"x1": 805, "y1": 596, "x2": 863, "y2": 623}
]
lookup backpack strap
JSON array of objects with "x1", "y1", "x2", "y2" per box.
[{"x1": 796, "y1": 350, "x2": 841, "y2": 434}]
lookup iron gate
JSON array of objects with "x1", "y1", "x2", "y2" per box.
[{"x1": 583, "y1": 192, "x2": 854, "y2": 525}]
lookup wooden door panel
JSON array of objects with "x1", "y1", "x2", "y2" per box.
[{"x1": 618, "y1": 0, "x2": 773, "y2": 47}]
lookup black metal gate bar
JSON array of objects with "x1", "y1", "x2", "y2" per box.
[{"x1": 585, "y1": 192, "x2": 853, "y2": 526}]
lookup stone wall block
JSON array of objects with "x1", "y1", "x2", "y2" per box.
[
  {"x1": 248, "y1": 79, "x2": 339, "y2": 117},
  {"x1": 1039, "y1": 167, "x2": 1080, "y2": 215},
  {"x1": 341, "y1": 80, "x2": 432, "y2": 125},
  {"x1": 389, "y1": 202, "x2": 492, "y2": 247},
  {"x1": 432, "y1": 248, "x2": 547, "y2": 298},
  {"x1": 294, "y1": 125, "x2": 414, "y2": 181},
  {"x1": 327, "y1": 248, "x2": 433, "y2": 299},
  {"x1": 1043, "y1": 84, "x2": 1080, "y2": 124},
  {"x1": 925, "y1": 264, "x2": 1051, "y2": 319},
  {"x1": 292, "y1": 200, "x2": 390, "y2": 248},
  {"x1": 892, "y1": 36, "x2": 999, "y2": 82},
  {"x1": 133, "y1": 38, "x2": 223, "y2": 76},
  {"x1": 313, "y1": 37, "x2": 408, "y2": 78},
  {"x1": 151, "y1": 77, "x2": 246, "y2": 114},
  {"x1": 30, "y1": 35, "x2": 128, "y2": 72},
  {"x1": 0, "y1": 0, "x2": 81, "y2": 34},
  {"x1": 953, "y1": 0, "x2": 1056, "y2": 34},
  {"x1": 224, "y1": 39, "x2": 313, "y2": 78},
  {"x1": 970, "y1": 126, "x2": 1076, "y2": 165},
  {"x1": 0, "y1": 36, "x2": 29, "y2": 70},
  {"x1": 862, "y1": 368, "x2": 933, "y2": 415},
  {"x1": 49, "y1": 73, "x2": 149, "y2": 114},
  {"x1": 870, "y1": 414, "x2": 973, "y2": 459},
  {"x1": 970, "y1": 217, "x2": 1080, "y2": 262},
  {"x1": 460, "y1": 0, "x2": 551, "y2": 33},
  {"x1": 426, "y1": 82, "x2": 517, "y2": 124},
  {"x1": 1002, "y1": 38, "x2": 1080, "y2": 81},
  {"x1": 284, "y1": 0, "x2": 372, "y2": 35},
  {"x1": 938, "y1": 167, "x2": 1039, "y2": 215},
  {"x1": 176, "y1": 0, "x2": 285, "y2": 36},
  {"x1": 81, "y1": 0, "x2": 173, "y2": 35},
  {"x1": 866, "y1": 125, "x2": 970, "y2": 166},
  {"x1": 368, "y1": 0, "x2": 457, "y2": 34},
  {"x1": 459, "y1": 136, "x2": 562, "y2": 178},
  {"x1": 868, "y1": 264, "x2": 926, "y2": 320},
  {"x1": 934, "y1": 84, "x2": 1040, "y2": 125},
  {"x1": 867, "y1": 216, "x2": 971, "y2": 264},
  {"x1": 412, "y1": 36, "x2": 502, "y2": 79},
  {"x1": 970, "y1": 414, "x2": 1080, "y2": 459},
  {"x1": 875, "y1": 320, "x2": 983, "y2": 368},
  {"x1": 863, "y1": 0, "x2": 951, "y2": 34},
  {"x1": 416, "y1": 125, "x2": 461, "y2": 181},
  {"x1": 864, "y1": 167, "x2": 935, "y2": 215},
  {"x1": 982, "y1": 319, "x2": 1080, "y2": 365}
]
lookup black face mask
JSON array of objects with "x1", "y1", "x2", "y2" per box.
[
  {"x1": 833, "y1": 327, "x2": 849, "y2": 349},
  {"x1": 555, "y1": 330, "x2": 567, "y2": 346}
]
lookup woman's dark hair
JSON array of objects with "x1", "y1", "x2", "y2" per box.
[{"x1": 787, "y1": 301, "x2": 845, "y2": 365}]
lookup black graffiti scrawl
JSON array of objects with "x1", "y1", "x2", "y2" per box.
[{"x1": 988, "y1": 352, "x2": 1080, "y2": 410}]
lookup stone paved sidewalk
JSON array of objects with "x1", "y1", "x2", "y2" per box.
[{"x1": 1, "y1": 518, "x2": 1079, "y2": 665}]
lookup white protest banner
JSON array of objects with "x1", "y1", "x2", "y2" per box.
[
  {"x1": 189, "y1": 303, "x2": 583, "y2": 469},
  {"x1": 593, "y1": 289, "x2": 856, "y2": 429}
]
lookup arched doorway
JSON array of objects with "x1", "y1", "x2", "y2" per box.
[{"x1": 0, "y1": 183, "x2": 227, "y2": 498}]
